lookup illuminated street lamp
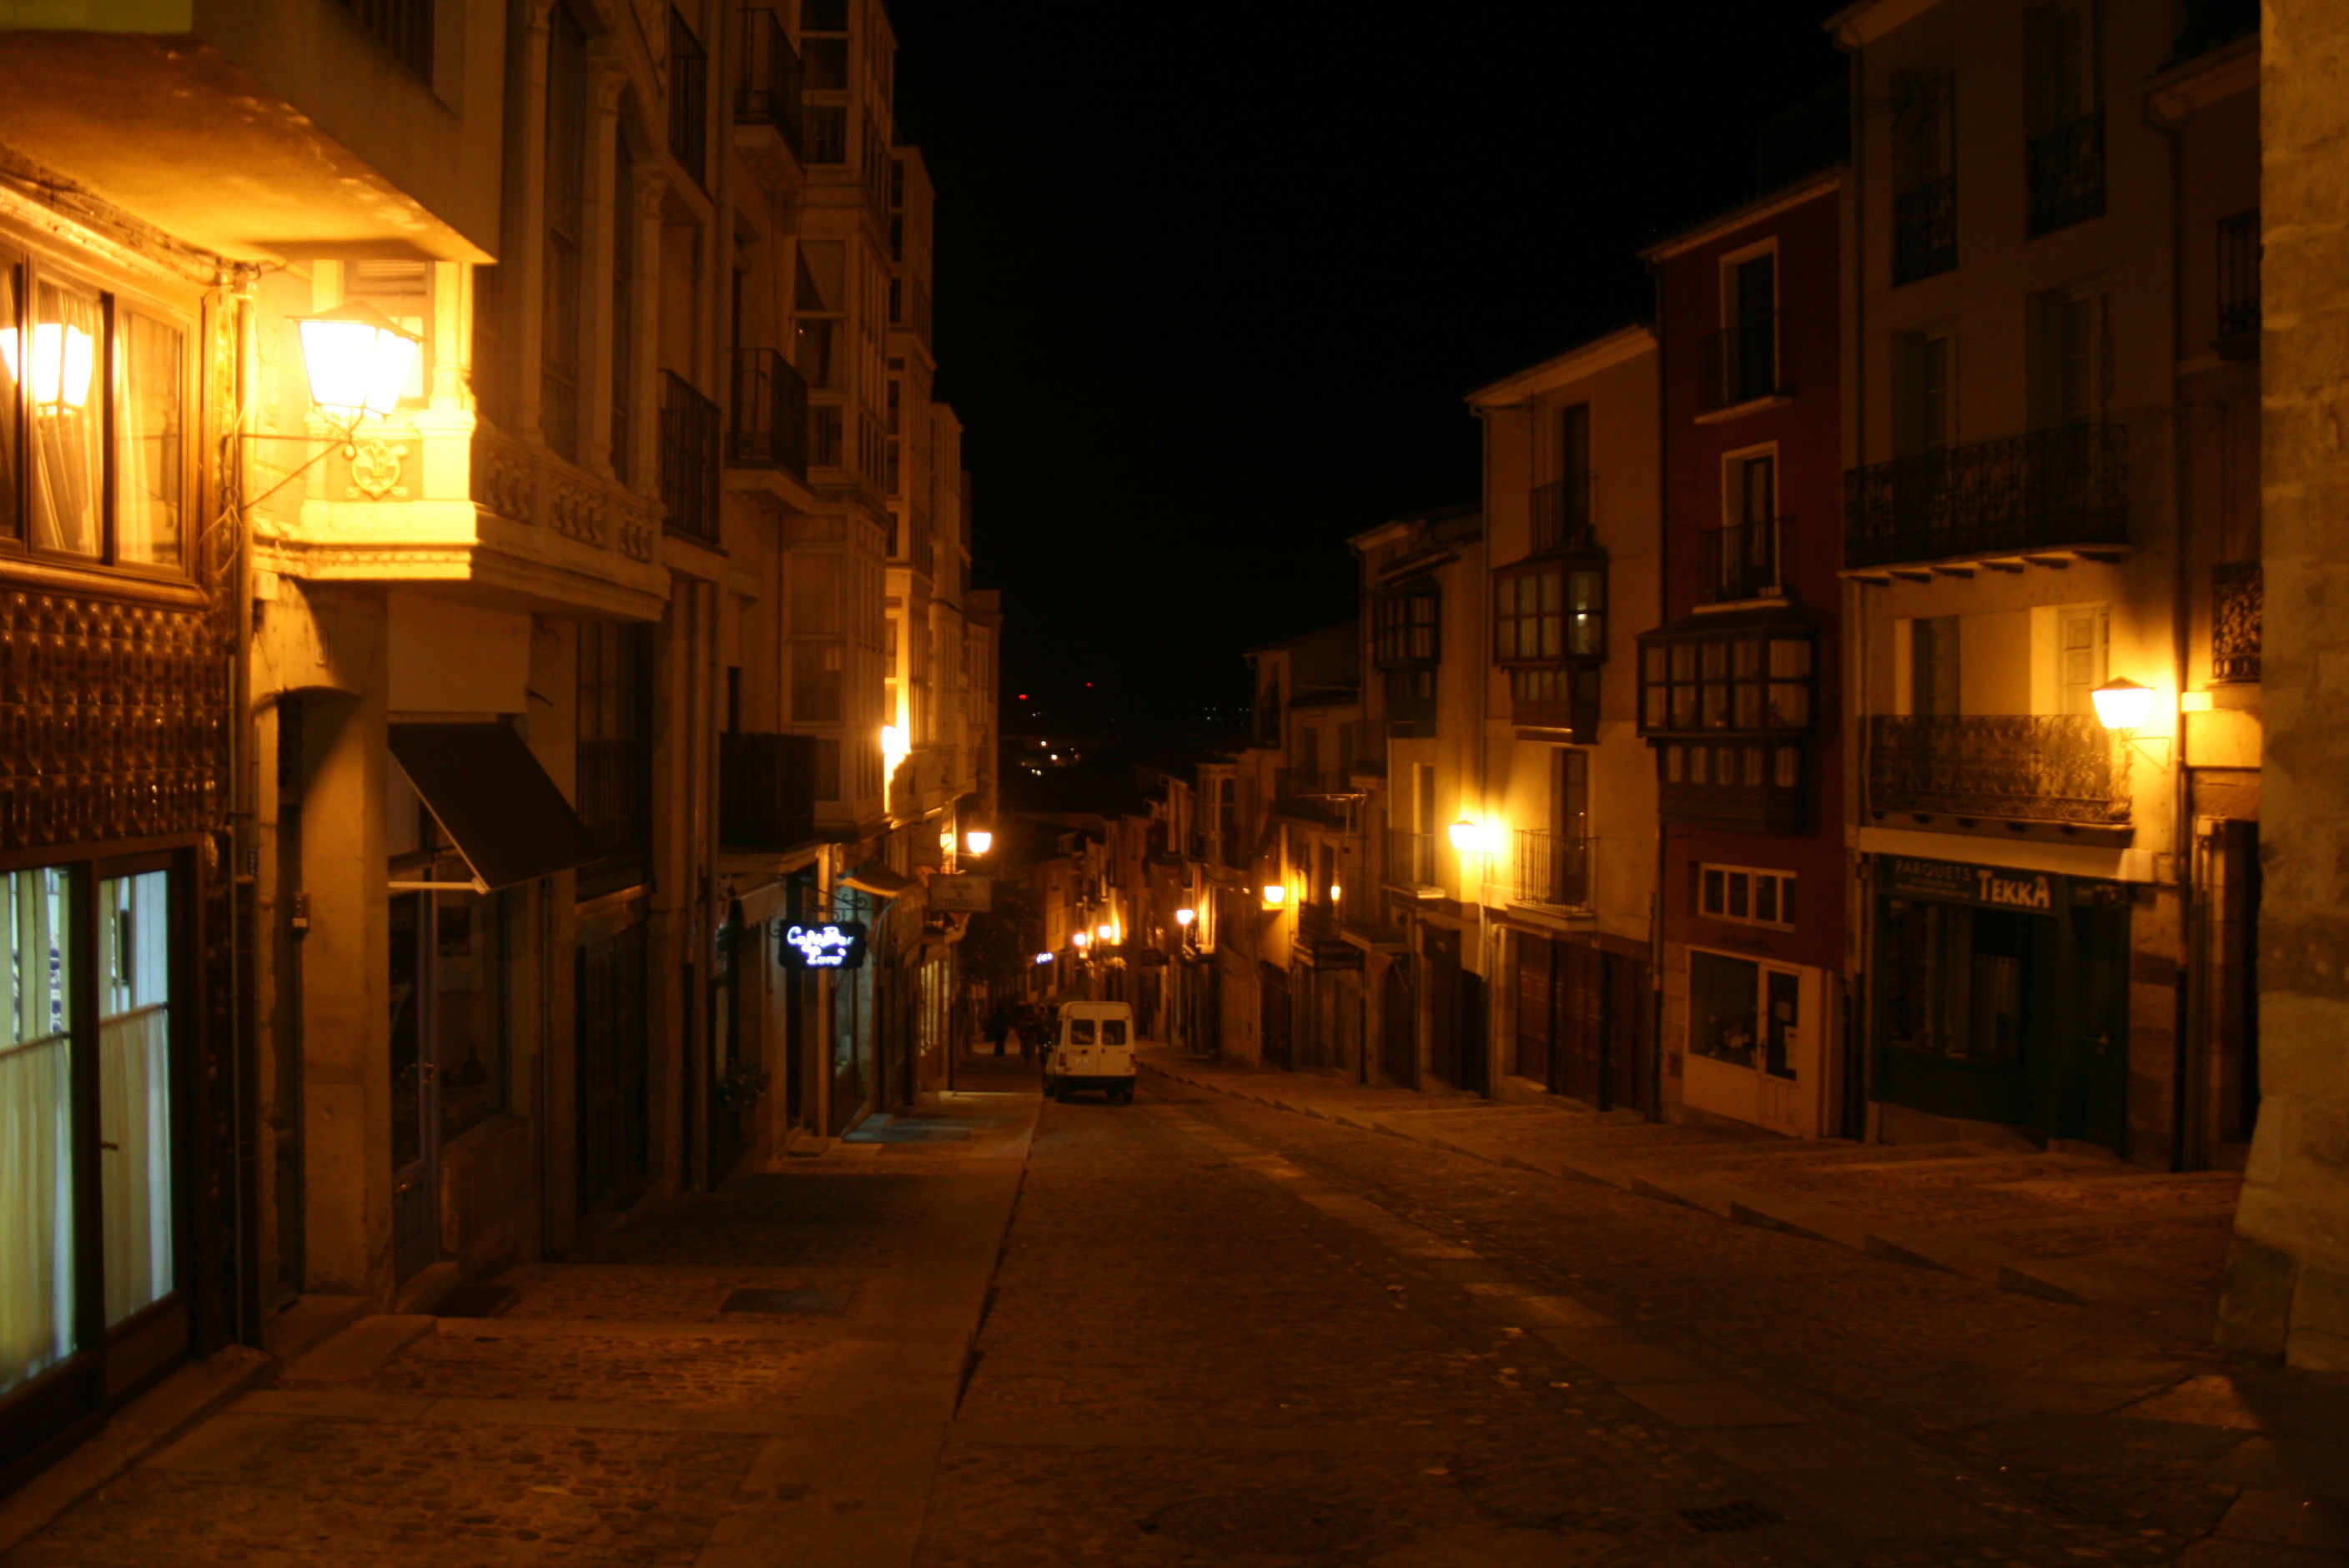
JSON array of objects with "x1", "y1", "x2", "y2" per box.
[
  {"x1": 1034, "y1": 952, "x2": 1054, "y2": 966},
  {"x1": 1174, "y1": 907, "x2": 1195, "y2": 928},
  {"x1": 1260, "y1": 883, "x2": 1287, "y2": 908},
  {"x1": 1448, "y1": 818, "x2": 1501, "y2": 855},
  {"x1": 964, "y1": 829, "x2": 993, "y2": 857},
  {"x1": 294, "y1": 300, "x2": 421, "y2": 425},
  {"x1": 2090, "y1": 677, "x2": 2157, "y2": 732},
  {"x1": 1072, "y1": 930, "x2": 1089, "y2": 950}
]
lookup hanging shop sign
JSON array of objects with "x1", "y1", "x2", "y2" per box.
[
  {"x1": 778, "y1": 920, "x2": 869, "y2": 970},
  {"x1": 926, "y1": 874, "x2": 994, "y2": 913},
  {"x1": 1880, "y1": 857, "x2": 2056, "y2": 915}
]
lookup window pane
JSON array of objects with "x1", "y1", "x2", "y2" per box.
[
  {"x1": 1689, "y1": 949, "x2": 1760, "y2": 1066},
  {"x1": 116, "y1": 313, "x2": 183, "y2": 568},
  {"x1": 0, "y1": 257, "x2": 19, "y2": 541},
  {"x1": 4, "y1": 867, "x2": 78, "y2": 1393},
  {"x1": 99, "y1": 870, "x2": 173, "y2": 1326},
  {"x1": 1702, "y1": 867, "x2": 1723, "y2": 914},
  {"x1": 434, "y1": 892, "x2": 506, "y2": 1141},
  {"x1": 1728, "y1": 872, "x2": 1748, "y2": 919},
  {"x1": 29, "y1": 280, "x2": 103, "y2": 557},
  {"x1": 1755, "y1": 876, "x2": 1778, "y2": 924}
]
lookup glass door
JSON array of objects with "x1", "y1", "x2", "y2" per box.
[{"x1": 3, "y1": 867, "x2": 78, "y2": 1404}]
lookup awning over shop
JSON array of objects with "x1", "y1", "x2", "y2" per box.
[
  {"x1": 841, "y1": 862, "x2": 916, "y2": 898},
  {"x1": 389, "y1": 723, "x2": 603, "y2": 892}
]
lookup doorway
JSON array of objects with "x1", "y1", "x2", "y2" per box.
[{"x1": 388, "y1": 887, "x2": 506, "y2": 1281}]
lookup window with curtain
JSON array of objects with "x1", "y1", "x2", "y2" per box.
[
  {"x1": 99, "y1": 870, "x2": 172, "y2": 1327},
  {"x1": 3, "y1": 868, "x2": 77, "y2": 1396},
  {"x1": 29, "y1": 279, "x2": 102, "y2": 558}
]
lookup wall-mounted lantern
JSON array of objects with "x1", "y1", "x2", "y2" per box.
[{"x1": 294, "y1": 300, "x2": 421, "y2": 425}]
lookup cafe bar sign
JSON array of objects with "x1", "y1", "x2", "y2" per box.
[
  {"x1": 779, "y1": 921, "x2": 869, "y2": 970},
  {"x1": 1882, "y1": 857, "x2": 2055, "y2": 914}
]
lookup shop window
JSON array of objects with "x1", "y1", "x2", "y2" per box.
[
  {"x1": 1688, "y1": 949, "x2": 1760, "y2": 1068},
  {"x1": 1881, "y1": 899, "x2": 2026, "y2": 1063},
  {"x1": 1698, "y1": 863, "x2": 1797, "y2": 930},
  {"x1": 0, "y1": 251, "x2": 188, "y2": 571}
]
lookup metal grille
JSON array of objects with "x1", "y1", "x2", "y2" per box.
[
  {"x1": 2216, "y1": 209, "x2": 2261, "y2": 353},
  {"x1": 729, "y1": 347, "x2": 810, "y2": 475},
  {"x1": 2027, "y1": 109, "x2": 2106, "y2": 236},
  {"x1": 2211, "y1": 561, "x2": 2261, "y2": 682},
  {"x1": 1893, "y1": 173, "x2": 1957, "y2": 284},
  {"x1": 331, "y1": 0, "x2": 433, "y2": 81},
  {"x1": 667, "y1": 6, "x2": 709, "y2": 185},
  {"x1": 734, "y1": 6, "x2": 803, "y2": 158},
  {"x1": 1511, "y1": 830, "x2": 1592, "y2": 909},
  {"x1": 660, "y1": 370, "x2": 722, "y2": 543},
  {"x1": 1843, "y1": 423, "x2": 2129, "y2": 569},
  {"x1": 1702, "y1": 515, "x2": 1778, "y2": 602},
  {"x1": 1869, "y1": 713, "x2": 2127, "y2": 825}
]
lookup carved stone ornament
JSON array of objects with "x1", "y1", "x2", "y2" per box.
[{"x1": 346, "y1": 438, "x2": 411, "y2": 501}]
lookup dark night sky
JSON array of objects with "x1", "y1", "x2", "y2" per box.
[{"x1": 888, "y1": 5, "x2": 1846, "y2": 731}]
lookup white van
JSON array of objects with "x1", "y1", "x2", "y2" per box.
[{"x1": 1044, "y1": 1000, "x2": 1137, "y2": 1104}]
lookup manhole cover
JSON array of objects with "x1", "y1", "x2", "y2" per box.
[
  {"x1": 720, "y1": 1287, "x2": 853, "y2": 1315},
  {"x1": 1146, "y1": 1495, "x2": 1367, "y2": 1554},
  {"x1": 1678, "y1": 1500, "x2": 1781, "y2": 1535}
]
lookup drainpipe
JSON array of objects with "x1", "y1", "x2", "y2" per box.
[
  {"x1": 2145, "y1": 92, "x2": 2196, "y2": 1171},
  {"x1": 1839, "y1": 20, "x2": 1874, "y2": 1143},
  {"x1": 1652, "y1": 277, "x2": 1669, "y2": 1121}
]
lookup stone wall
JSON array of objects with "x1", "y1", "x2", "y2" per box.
[{"x1": 2218, "y1": 0, "x2": 2349, "y2": 1369}]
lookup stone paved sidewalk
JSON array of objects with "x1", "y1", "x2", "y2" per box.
[
  {"x1": 0, "y1": 1082, "x2": 1039, "y2": 1568},
  {"x1": 1143, "y1": 1049, "x2": 2237, "y2": 1334}
]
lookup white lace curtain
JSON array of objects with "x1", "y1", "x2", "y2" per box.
[{"x1": 2, "y1": 870, "x2": 76, "y2": 1397}]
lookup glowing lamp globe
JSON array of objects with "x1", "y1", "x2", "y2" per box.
[
  {"x1": 2090, "y1": 677, "x2": 2156, "y2": 732},
  {"x1": 964, "y1": 829, "x2": 993, "y2": 856},
  {"x1": 1034, "y1": 952, "x2": 1054, "y2": 965},
  {"x1": 1174, "y1": 907, "x2": 1195, "y2": 928},
  {"x1": 1260, "y1": 884, "x2": 1286, "y2": 908},
  {"x1": 1072, "y1": 931, "x2": 1089, "y2": 949},
  {"x1": 1, "y1": 319, "x2": 96, "y2": 414},
  {"x1": 295, "y1": 301, "x2": 420, "y2": 423}
]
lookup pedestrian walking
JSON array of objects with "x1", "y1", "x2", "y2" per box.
[{"x1": 985, "y1": 1007, "x2": 1008, "y2": 1057}]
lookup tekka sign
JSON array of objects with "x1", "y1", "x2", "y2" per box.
[
  {"x1": 1882, "y1": 857, "x2": 2056, "y2": 915},
  {"x1": 777, "y1": 920, "x2": 869, "y2": 970}
]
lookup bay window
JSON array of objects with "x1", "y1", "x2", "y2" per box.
[
  {"x1": 1373, "y1": 584, "x2": 1439, "y2": 736},
  {"x1": 0, "y1": 245, "x2": 189, "y2": 573},
  {"x1": 1638, "y1": 610, "x2": 1817, "y2": 832},
  {"x1": 1494, "y1": 551, "x2": 1607, "y2": 736}
]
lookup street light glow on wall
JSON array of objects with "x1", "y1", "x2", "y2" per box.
[
  {"x1": 2090, "y1": 677, "x2": 2157, "y2": 732},
  {"x1": 1448, "y1": 818, "x2": 1502, "y2": 855},
  {"x1": 294, "y1": 301, "x2": 421, "y2": 424}
]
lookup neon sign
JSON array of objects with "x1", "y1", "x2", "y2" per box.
[{"x1": 778, "y1": 921, "x2": 868, "y2": 970}]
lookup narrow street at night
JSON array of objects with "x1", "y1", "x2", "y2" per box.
[{"x1": 8, "y1": 1049, "x2": 2345, "y2": 1567}]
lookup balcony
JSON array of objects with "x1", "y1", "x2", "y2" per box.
[
  {"x1": 1530, "y1": 475, "x2": 1592, "y2": 551},
  {"x1": 1700, "y1": 315, "x2": 1785, "y2": 411},
  {"x1": 660, "y1": 372, "x2": 722, "y2": 545},
  {"x1": 1869, "y1": 714, "x2": 2126, "y2": 827},
  {"x1": 1509, "y1": 830, "x2": 1592, "y2": 910},
  {"x1": 1702, "y1": 515, "x2": 1778, "y2": 602},
  {"x1": 1843, "y1": 424, "x2": 2129, "y2": 570},
  {"x1": 1385, "y1": 829, "x2": 1436, "y2": 890},
  {"x1": 732, "y1": 7, "x2": 803, "y2": 171},
  {"x1": 668, "y1": 6, "x2": 709, "y2": 188},
  {"x1": 1893, "y1": 175, "x2": 1957, "y2": 285},
  {"x1": 2211, "y1": 561, "x2": 2261, "y2": 683},
  {"x1": 268, "y1": 419, "x2": 666, "y2": 620},
  {"x1": 719, "y1": 732, "x2": 817, "y2": 852},
  {"x1": 727, "y1": 348, "x2": 809, "y2": 476},
  {"x1": 2216, "y1": 209, "x2": 2260, "y2": 360},
  {"x1": 2026, "y1": 110, "x2": 2105, "y2": 237}
]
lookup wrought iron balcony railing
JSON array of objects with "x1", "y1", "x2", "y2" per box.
[
  {"x1": 1843, "y1": 423, "x2": 2129, "y2": 569},
  {"x1": 1275, "y1": 766, "x2": 1354, "y2": 799},
  {"x1": 1700, "y1": 314, "x2": 1783, "y2": 410},
  {"x1": 1296, "y1": 898, "x2": 1338, "y2": 948},
  {"x1": 1893, "y1": 175, "x2": 1956, "y2": 285},
  {"x1": 659, "y1": 370, "x2": 721, "y2": 544},
  {"x1": 1702, "y1": 515, "x2": 1778, "y2": 602},
  {"x1": 667, "y1": 7, "x2": 709, "y2": 186},
  {"x1": 727, "y1": 348, "x2": 809, "y2": 475},
  {"x1": 1530, "y1": 475, "x2": 1592, "y2": 552},
  {"x1": 733, "y1": 7, "x2": 803, "y2": 158},
  {"x1": 1385, "y1": 829, "x2": 1434, "y2": 889},
  {"x1": 1510, "y1": 830, "x2": 1592, "y2": 909},
  {"x1": 1868, "y1": 714, "x2": 2126, "y2": 826},
  {"x1": 2216, "y1": 209, "x2": 2260, "y2": 359},
  {"x1": 718, "y1": 732, "x2": 817, "y2": 850},
  {"x1": 2027, "y1": 109, "x2": 2105, "y2": 237},
  {"x1": 2211, "y1": 561, "x2": 2261, "y2": 683}
]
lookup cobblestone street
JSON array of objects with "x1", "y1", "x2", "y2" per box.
[{"x1": 6, "y1": 1054, "x2": 2347, "y2": 1566}]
